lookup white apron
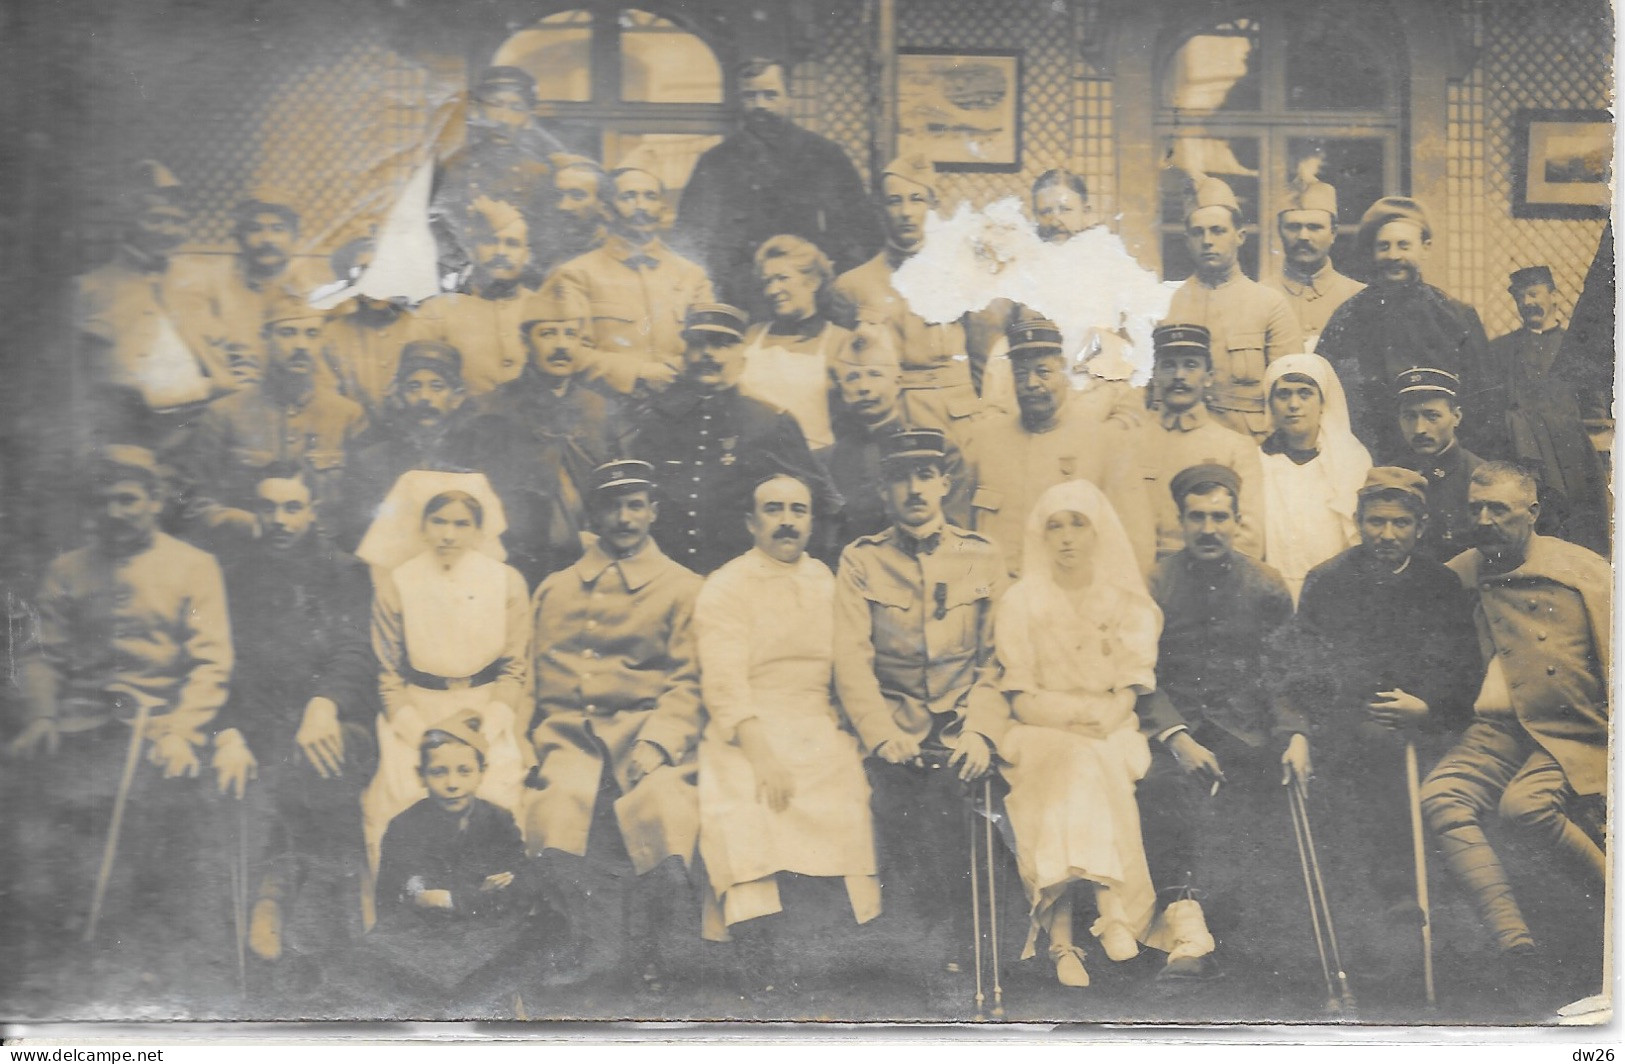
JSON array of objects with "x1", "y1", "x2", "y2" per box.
[{"x1": 738, "y1": 325, "x2": 838, "y2": 450}]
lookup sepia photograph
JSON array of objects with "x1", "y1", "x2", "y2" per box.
[{"x1": 0, "y1": 0, "x2": 1615, "y2": 1037}]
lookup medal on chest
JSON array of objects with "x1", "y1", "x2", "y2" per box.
[
  {"x1": 1059, "y1": 455, "x2": 1077, "y2": 477},
  {"x1": 721, "y1": 436, "x2": 738, "y2": 466}
]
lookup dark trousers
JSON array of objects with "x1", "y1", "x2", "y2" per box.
[{"x1": 864, "y1": 757, "x2": 978, "y2": 970}]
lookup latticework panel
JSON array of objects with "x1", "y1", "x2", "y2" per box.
[
  {"x1": 812, "y1": 0, "x2": 876, "y2": 187},
  {"x1": 1452, "y1": 0, "x2": 1613, "y2": 335}
]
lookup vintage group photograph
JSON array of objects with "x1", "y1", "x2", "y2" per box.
[{"x1": 0, "y1": 0, "x2": 1615, "y2": 1034}]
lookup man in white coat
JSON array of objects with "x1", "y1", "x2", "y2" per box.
[{"x1": 695, "y1": 473, "x2": 880, "y2": 987}]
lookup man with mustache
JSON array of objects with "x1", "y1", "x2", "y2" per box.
[
  {"x1": 1264, "y1": 178, "x2": 1364, "y2": 350},
  {"x1": 675, "y1": 57, "x2": 878, "y2": 312},
  {"x1": 337, "y1": 341, "x2": 482, "y2": 552},
  {"x1": 170, "y1": 188, "x2": 327, "y2": 388},
  {"x1": 6, "y1": 446, "x2": 235, "y2": 1003},
  {"x1": 962, "y1": 316, "x2": 1155, "y2": 576},
  {"x1": 1421, "y1": 462, "x2": 1609, "y2": 1009},
  {"x1": 548, "y1": 167, "x2": 716, "y2": 397},
  {"x1": 1137, "y1": 323, "x2": 1265, "y2": 561},
  {"x1": 1277, "y1": 468, "x2": 1480, "y2": 1003},
  {"x1": 631, "y1": 303, "x2": 841, "y2": 575},
  {"x1": 1164, "y1": 177, "x2": 1304, "y2": 442},
  {"x1": 1485, "y1": 266, "x2": 1610, "y2": 552},
  {"x1": 217, "y1": 463, "x2": 378, "y2": 975},
  {"x1": 535, "y1": 154, "x2": 608, "y2": 274},
  {"x1": 830, "y1": 155, "x2": 993, "y2": 434},
  {"x1": 1317, "y1": 196, "x2": 1503, "y2": 461},
  {"x1": 437, "y1": 197, "x2": 548, "y2": 396},
  {"x1": 175, "y1": 307, "x2": 367, "y2": 548},
  {"x1": 1133, "y1": 463, "x2": 1299, "y2": 982},
  {"x1": 525, "y1": 459, "x2": 705, "y2": 990},
  {"x1": 693, "y1": 473, "x2": 880, "y2": 991},
  {"x1": 825, "y1": 324, "x2": 972, "y2": 542},
  {"x1": 463, "y1": 284, "x2": 633, "y2": 585},
  {"x1": 832, "y1": 428, "x2": 1006, "y2": 999},
  {"x1": 1391, "y1": 367, "x2": 1485, "y2": 563}
]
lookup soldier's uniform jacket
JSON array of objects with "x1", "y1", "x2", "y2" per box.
[
  {"x1": 434, "y1": 289, "x2": 543, "y2": 397},
  {"x1": 832, "y1": 522, "x2": 1008, "y2": 755},
  {"x1": 1266, "y1": 261, "x2": 1366, "y2": 346},
  {"x1": 546, "y1": 235, "x2": 716, "y2": 395},
  {"x1": 167, "y1": 255, "x2": 331, "y2": 386},
  {"x1": 526, "y1": 538, "x2": 704, "y2": 860},
  {"x1": 633, "y1": 381, "x2": 842, "y2": 575},
  {"x1": 1165, "y1": 270, "x2": 1304, "y2": 440},
  {"x1": 1448, "y1": 534, "x2": 1611, "y2": 796},
  {"x1": 1136, "y1": 403, "x2": 1266, "y2": 560},
  {"x1": 825, "y1": 411, "x2": 973, "y2": 542},
  {"x1": 1397, "y1": 442, "x2": 1484, "y2": 564},
  {"x1": 323, "y1": 299, "x2": 450, "y2": 421},
  {"x1": 336, "y1": 403, "x2": 483, "y2": 552}
]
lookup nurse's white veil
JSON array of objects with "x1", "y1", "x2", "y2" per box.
[{"x1": 355, "y1": 469, "x2": 510, "y2": 571}]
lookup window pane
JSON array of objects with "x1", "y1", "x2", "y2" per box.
[
  {"x1": 1161, "y1": 135, "x2": 1261, "y2": 225},
  {"x1": 620, "y1": 10, "x2": 723, "y2": 103},
  {"x1": 1284, "y1": 136, "x2": 1386, "y2": 276},
  {"x1": 495, "y1": 11, "x2": 592, "y2": 103},
  {"x1": 606, "y1": 131, "x2": 724, "y2": 195},
  {"x1": 1284, "y1": 16, "x2": 1388, "y2": 110},
  {"x1": 1161, "y1": 18, "x2": 1262, "y2": 113}
]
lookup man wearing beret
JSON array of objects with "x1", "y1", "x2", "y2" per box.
[
  {"x1": 548, "y1": 167, "x2": 717, "y2": 397},
  {"x1": 832, "y1": 428, "x2": 1007, "y2": 992},
  {"x1": 526, "y1": 459, "x2": 706, "y2": 988},
  {"x1": 830, "y1": 155, "x2": 993, "y2": 435},
  {"x1": 1133, "y1": 463, "x2": 1299, "y2": 981},
  {"x1": 174, "y1": 308, "x2": 368, "y2": 547},
  {"x1": 1422, "y1": 462, "x2": 1609, "y2": 995},
  {"x1": 631, "y1": 303, "x2": 842, "y2": 576},
  {"x1": 1165, "y1": 176, "x2": 1305, "y2": 441},
  {"x1": 1139, "y1": 323, "x2": 1265, "y2": 560},
  {"x1": 675, "y1": 57, "x2": 879, "y2": 312},
  {"x1": 6, "y1": 447, "x2": 237, "y2": 1001},
  {"x1": 462, "y1": 283, "x2": 634, "y2": 584},
  {"x1": 1265, "y1": 178, "x2": 1365, "y2": 349},
  {"x1": 1316, "y1": 195, "x2": 1504, "y2": 461},
  {"x1": 1391, "y1": 367, "x2": 1485, "y2": 564},
  {"x1": 436, "y1": 197, "x2": 549, "y2": 396},
  {"x1": 1279, "y1": 467, "x2": 1479, "y2": 999},
  {"x1": 1487, "y1": 265, "x2": 1610, "y2": 552},
  {"x1": 962, "y1": 315, "x2": 1156, "y2": 576}
]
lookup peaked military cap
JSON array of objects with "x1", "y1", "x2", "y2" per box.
[
  {"x1": 396, "y1": 340, "x2": 465, "y2": 386},
  {"x1": 1169, "y1": 463, "x2": 1241, "y2": 506},
  {"x1": 1006, "y1": 316, "x2": 1064, "y2": 360},
  {"x1": 1394, "y1": 366, "x2": 1460, "y2": 400},
  {"x1": 1508, "y1": 265, "x2": 1555, "y2": 291},
  {"x1": 475, "y1": 66, "x2": 538, "y2": 103},
  {"x1": 1359, "y1": 466, "x2": 1430, "y2": 506},
  {"x1": 880, "y1": 428, "x2": 948, "y2": 466},
  {"x1": 682, "y1": 303, "x2": 748, "y2": 344},
  {"x1": 592, "y1": 459, "x2": 657, "y2": 497},
  {"x1": 1153, "y1": 323, "x2": 1212, "y2": 360}
]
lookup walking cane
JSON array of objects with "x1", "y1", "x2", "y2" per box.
[
  {"x1": 968, "y1": 798, "x2": 986, "y2": 1020},
  {"x1": 1285, "y1": 776, "x2": 1338, "y2": 1013},
  {"x1": 230, "y1": 798, "x2": 249, "y2": 997},
  {"x1": 1291, "y1": 776, "x2": 1357, "y2": 1014},
  {"x1": 1404, "y1": 741, "x2": 1437, "y2": 1007},
  {"x1": 86, "y1": 698, "x2": 154, "y2": 943},
  {"x1": 983, "y1": 776, "x2": 1004, "y2": 1019}
]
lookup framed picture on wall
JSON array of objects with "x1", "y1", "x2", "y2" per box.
[
  {"x1": 897, "y1": 48, "x2": 1022, "y2": 171},
  {"x1": 1511, "y1": 108, "x2": 1613, "y2": 219}
]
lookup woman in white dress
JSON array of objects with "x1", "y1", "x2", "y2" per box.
[
  {"x1": 736, "y1": 234, "x2": 852, "y2": 452},
  {"x1": 1258, "y1": 353, "x2": 1373, "y2": 602},
  {"x1": 358, "y1": 471, "x2": 532, "y2": 877},
  {"x1": 991, "y1": 479, "x2": 1162, "y2": 988}
]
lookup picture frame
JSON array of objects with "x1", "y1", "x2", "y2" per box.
[
  {"x1": 897, "y1": 48, "x2": 1022, "y2": 172},
  {"x1": 1510, "y1": 108, "x2": 1613, "y2": 219}
]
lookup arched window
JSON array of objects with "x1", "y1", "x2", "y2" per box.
[
  {"x1": 1154, "y1": 6, "x2": 1403, "y2": 282},
  {"x1": 492, "y1": 5, "x2": 728, "y2": 195}
]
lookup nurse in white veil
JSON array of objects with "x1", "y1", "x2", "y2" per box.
[
  {"x1": 991, "y1": 479, "x2": 1162, "y2": 989},
  {"x1": 357, "y1": 469, "x2": 532, "y2": 877}
]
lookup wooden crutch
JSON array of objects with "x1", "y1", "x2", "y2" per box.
[{"x1": 1404, "y1": 740, "x2": 1437, "y2": 1007}]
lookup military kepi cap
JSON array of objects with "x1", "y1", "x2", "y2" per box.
[
  {"x1": 1508, "y1": 265, "x2": 1555, "y2": 291},
  {"x1": 1359, "y1": 466, "x2": 1430, "y2": 506},
  {"x1": 1153, "y1": 323, "x2": 1212, "y2": 360},
  {"x1": 592, "y1": 459, "x2": 657, "y2": 497},
  {"x1": 683, "y1": 303, "x2": 748, "y2": 344},
  {"x1": 1006, "y1": 316, "x2": 1064, "y2": 360},
  {"x1": 423, "y1": 709, "x2": 490, "y2": 757},
  {"x1": 880, "y1": 428, "x2": 948, "y2": 466},
  {"x1": 1169, "y1": 463, "x2": 1241, "y2": 506},
  {"x1": 476, "y1": 66, "x2": 537, "y2": 102},
  {"x1": 397, "y1": 340, "x2": 465, "y2": 386},
  {"x1": 1394, "y1": 366, "x2": 1460, "y2": 400}
]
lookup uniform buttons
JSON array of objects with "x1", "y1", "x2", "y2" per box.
[
  {"x1": 688, "y1": 529, "x2": 698, "y2": 536},
  {"x1": 692, "y1": 476, "x2": 701, "y2": 483},
  {"x1": 585, "y1": 704, "x2": 597, "y2": 714},
  {"x1": 583, "y1": 649, "x2": 596, "y2": 659},
  {"x1": 585, "y1": 620, "x2": 597, "y2": 631},
  {"x1": 1537, "y1": 631, "x2": 1547, "y2": 641},
  {"x1": 1546, "y1": 665, "x2": 1558, "y2": 675}
]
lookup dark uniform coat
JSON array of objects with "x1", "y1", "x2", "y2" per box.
[
  {"x1": 1397, "y1": 442, "x2": 1485, "y2": 565},
  {"x1": 337, "y1": 401, "x2": 484, "y2": 552}
]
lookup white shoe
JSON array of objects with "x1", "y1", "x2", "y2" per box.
[
  {"x1": 1098, "y1": 921, "x2": 1141, "y2": 962},
  {"x1": 1162, "y1": 898, "x2": 1216, "y2": 965},
  {"x1": 1050, "y1": 944, "x2": 1090, "y2": 987}
]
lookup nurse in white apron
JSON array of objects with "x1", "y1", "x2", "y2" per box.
[
  {"x1": 357, "y1": 470, "x2": 532, "y2": 875},
  {"x1": 736, "y1": 234, "x2": 853, "y2": 452}
]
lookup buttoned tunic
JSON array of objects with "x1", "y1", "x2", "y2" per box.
[
  {"x1": 963, "y1": 397, "x2": 1156, "y2": 576},
  {"x1": 1448, "y1": 536, "x2": 1610, "y2": 796},
  {"x1": 1396, "y1": 443, "x2": 1484, "y2": 564},
  {"x1": 526, "y1": 539, "x2": 705, "y2": 860},
  {"x1": 831, "y1": 522, "x2": 1007, "y2": 754},
  {"x1": 435, "y1": 289, "x2": 543, "y2": 397},
  {"x1": 547, "y1": 235, "x2": 716, "y2": 394},
  {"x1": 1136, "y1": 404, "x2": 1266, "y2": 559},
  {"x1": 168, "y1": 255, "x2": 330, "y2": 385},
  {"x1": 1166, "y1": 270, "x2": 1304, "y2": 440},
  {"x1": 323, "y1": 299, "x2": 449, "y2": 420},
  {"x1": 1266, "y1": 262, "x2": 1365, "y2": 349}
]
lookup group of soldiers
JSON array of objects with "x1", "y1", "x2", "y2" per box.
[{"x1": 4, "y1": 55, "x2": 1612, "y2": 1022}]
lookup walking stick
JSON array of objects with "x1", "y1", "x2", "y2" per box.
[
  {"x1": 983, "y1": 776, "x2": 1004, "y2": 1019},
  {"x1": 231, "y1": 798, "x2": 249, "y2": 996},
  {"x1": 86, "y1": 698, "x2": 154, "y2": 942},
  {"x1": 1404, "y1": 741, "x2": 1436, "y2": 1007},
  {"x1": 968, "y1": 797, "x2": 986, "y2": 1020},
  {"x1": 1285, "y1": 777, "x2": 1338, "y2": 1013},
  {"x1": 1293, "y1": 776, "x2": 1357, "y2": 1014}
]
